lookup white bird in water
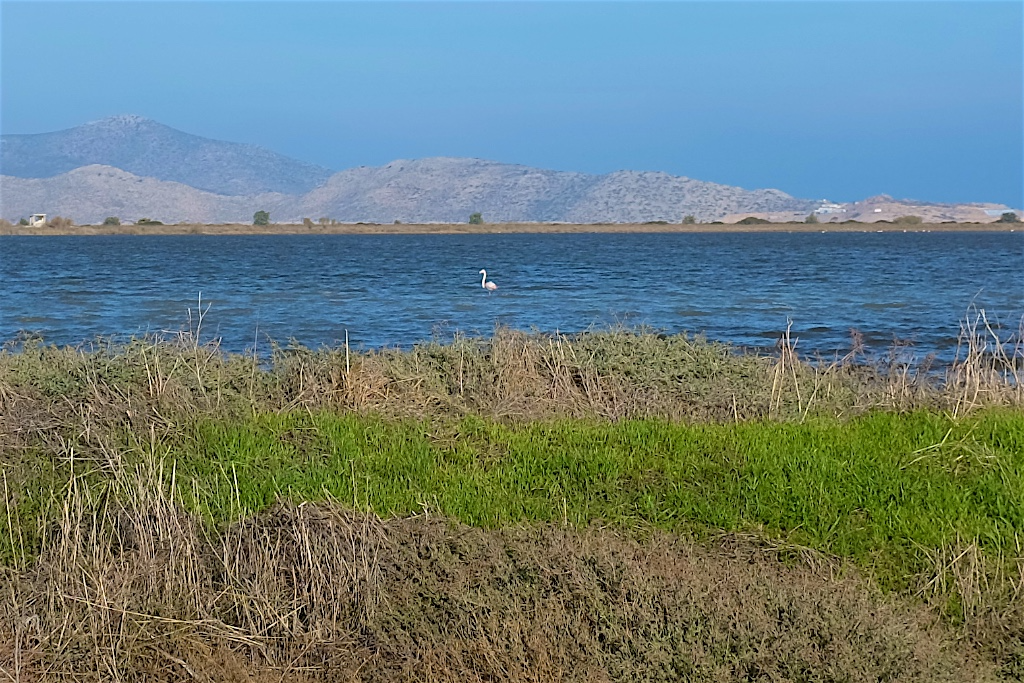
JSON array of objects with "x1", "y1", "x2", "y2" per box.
[{"x1": 479, "y1": 269, "x2": 498, "y2": 293}]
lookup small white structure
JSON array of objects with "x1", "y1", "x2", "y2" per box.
[
  {"x1": 28, "y1": 214, "x2": 46, "y2": 227},
  {"x1": 814, "y1": 202, "x2": 846, "y2": 215}
]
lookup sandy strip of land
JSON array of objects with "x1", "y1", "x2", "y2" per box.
[{"x1": 1, "y1": 221, "x2": 1018, "y2": 236}]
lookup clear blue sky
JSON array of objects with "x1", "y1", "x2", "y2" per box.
[{"x1": 2, "y1": 1, "x2": 1021, "y2": 206}]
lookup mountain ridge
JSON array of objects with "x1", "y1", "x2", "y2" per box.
[
  {"x1": 1, "y1": 116, "x2": 1015, "y2": 224},
  {"x1": 1, "y1": 159, "x2": 818, "y2": 224},
  {"x1": 0, "y1": 115, "x2": 332, "y2": 195}
]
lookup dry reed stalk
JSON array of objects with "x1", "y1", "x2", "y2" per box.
[
  {"x1": 949, "y1": 307, "x2": 1023, "y2": 416},
  {"x1": 770, "y1": 321, "x2": 803, "y2": 417}
]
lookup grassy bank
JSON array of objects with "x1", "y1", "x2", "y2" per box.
[
  {"x1": 9, "y1": 409, "x2": 1023, "y2": 573},
  {"x1": 3, "y1": 411, "x2": 1023, "y2": 681},
  {"x1": 1, "y1": 327, "x2": 1022, "y2": 680}
]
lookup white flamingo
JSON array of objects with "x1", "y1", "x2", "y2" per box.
[{"x1": 479, "y1": 269, "x2": 498, "y2": 293}]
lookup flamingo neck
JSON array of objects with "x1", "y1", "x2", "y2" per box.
[{"x1": 481, "y1": 271, "x2": 487, "y2": 287}]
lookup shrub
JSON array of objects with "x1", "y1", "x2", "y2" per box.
[
  {"x1": 18, "y1": 217, "x2": 29, "y2": 226},
  {"x1": 469, "y1": 212, "x2": 484, "y2": 225},
  {"x1": 253, "y1": 210, "x2": 270, "y2": 226},
  {"x1": 737, "y1": 216, "x2": 772, "y2": 225},
  {"x1": 805, "y1": 213, "x2": 819, "y2": 224},
  {"x1": 895, "y1": 215, "x2": 923, "y2": 225},
  {"x1": 136, "y1": 218, "x2": 163, "y2": 226},
  {"x1": 682, "y1": 215, "x2": 697, "y2": 224},
  {"x1": 48, "y1": 216, "x2": 73, "y2": 229},
  {"x1": 998, "y1": 212, "x2": 1020, "y2": 223},
  {"x1": 102, "y1": 216, "x2": 120, "y2": 226}
]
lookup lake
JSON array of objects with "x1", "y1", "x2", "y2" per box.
[{"x1": 1, "y1": 232, "x2": 1021, "y2": 361}]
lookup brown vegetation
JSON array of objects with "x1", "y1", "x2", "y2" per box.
[
  {"x1": 1, "y1": 500, "x2": 999, "y2": 682},
  {"x1": 1, "y1": 311, "x2": 1019, "y2": 435}
]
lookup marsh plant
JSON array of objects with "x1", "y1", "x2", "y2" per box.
[{"x1": 1, "y1": 311, "x2": 1022, "y2": 681}]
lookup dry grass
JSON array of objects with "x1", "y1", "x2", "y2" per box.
[
  {"x1": 5, "y1": 311, "x2": 1018, "y2": 436},
  {"x1": 0, "y1": 484, "x2": 1000, "y2": 682}
]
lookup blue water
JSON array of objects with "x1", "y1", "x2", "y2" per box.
[{"x1": 1, "y1": 232, "x2": 1021, "y2": 360}]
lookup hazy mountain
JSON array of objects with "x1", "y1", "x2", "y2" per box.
[
  {"x1": 17, "y1": 115, "x2": 1010, "y2": 225},
  {"x1": 0, "y1": 115, "x2": 331, "y2": 195},
  {"x1": 0, "y1": 165, "x2": 287, "y2": 224},
  {"x1": 281, "y1": 157, "x2": 818, "y2": 223},
  {"x1": 1, "y1": 158, "x2": 818, "y2": 224}
]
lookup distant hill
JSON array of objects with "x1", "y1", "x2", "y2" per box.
[
  {"x1": 0, "y1": 158, "x2": 817, "y2": 225},
  {"x1": 0, "y1": 115, "x2": 332, "y2": 195},
  {"x1": 0, "y1": 165, "x2": 288, "y2": 224},
  {"x1": 285, "y1": 157, "x2": 816, "y2": 224},
  {"x1": 1, "y1": 116, "x2": 1014, "y2": 225}
]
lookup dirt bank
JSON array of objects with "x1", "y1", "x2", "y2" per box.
[{"x1": 2, "y1": 221, "x2": 1019, "y2": 236}]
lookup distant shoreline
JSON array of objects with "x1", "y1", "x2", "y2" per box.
[{"x1": 1, "y1": 221, "x2": 1019, "y2": 236}]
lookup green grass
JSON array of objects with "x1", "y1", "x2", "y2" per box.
[
  {"x1": 161, "y1": 409, "x2": 1024, "y2": 591},
  {"x1": 6, "y1": 408, "x2": 1022, "y2": 592},
  {"x1": 5, "y1": 408, "x2": 1023, "y2": 676}
]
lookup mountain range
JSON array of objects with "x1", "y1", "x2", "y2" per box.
[
  {"x1": 0, "y1": 116, "x2": 1014, "y2": 224},
  {"x1": 1, "y1": 115, "x2": 330, "y2": 196}
]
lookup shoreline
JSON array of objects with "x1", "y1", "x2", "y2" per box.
[{"x1": 1, "y1": 221, "x2": 1018, "y2": 236}]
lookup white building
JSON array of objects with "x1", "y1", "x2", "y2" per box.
[{"x1": 814, "y1": 202, "x2": 846, "y2": 215}]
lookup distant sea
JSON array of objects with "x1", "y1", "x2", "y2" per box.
[{"x1": 2, "y1": 232, "x2": 1022, "y2": 362}]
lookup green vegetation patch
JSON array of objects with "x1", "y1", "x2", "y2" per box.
[
  {"x1": 5, "y1": 409, "x2": 1023, "y2": 678},
  {"x1": 170, "y1": 410, "x2": 1024, "y2": 590}
]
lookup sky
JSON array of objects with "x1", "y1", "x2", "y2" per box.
[{"x1": 1, "y1": 1, "x2": 1021, "y2": 206}]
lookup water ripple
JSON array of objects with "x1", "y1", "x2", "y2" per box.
[{"x1": 1, "y1": 232, "x2": 1021, "y2": 362}]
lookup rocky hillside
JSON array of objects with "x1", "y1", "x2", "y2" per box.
[
  {"x1": 0, "y1": 115, "x2": 332, "y2": 196},
  {"x1": 0, "y1": 159, "x2": 817, "y2": 225},
  {"x1": 280, "y1": 157, "x2": 816, "y2": 224}
]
